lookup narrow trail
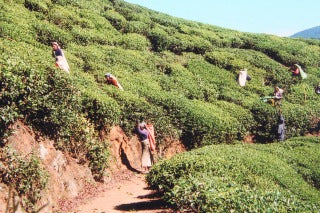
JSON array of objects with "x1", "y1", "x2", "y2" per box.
[{"x1": 75, "y1": 172, "x2": 170, "y2": 213}]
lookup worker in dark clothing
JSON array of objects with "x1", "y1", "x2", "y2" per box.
[
  {"x1": 277, "y1": 115, "x2": 285, "y2": 141},
  {"x1": 315, "y1": 83, "x2": 320, "y2": 95}
]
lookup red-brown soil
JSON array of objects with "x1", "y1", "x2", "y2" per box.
[{"x1": 0, "y1": 121, "x2": 185, "y2": 212}]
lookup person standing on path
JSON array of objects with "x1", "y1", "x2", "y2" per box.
[
  {"x1": 136, "y1": 121, "x2": 152, "y2": 174},
  {"x1": 51, "y1": 41, "x2": 70, "y2": 73}
]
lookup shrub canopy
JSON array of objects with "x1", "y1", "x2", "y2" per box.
[{"x1": 1, "y1": 0, "x2": 320, "y2": 149}]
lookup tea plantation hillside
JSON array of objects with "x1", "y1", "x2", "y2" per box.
[
  {"x1": 1, "y1": 0, "x2": 320, "y2": 147},
  {"x1": 1, "y1": 0, "x2": 320, "y2": 196},
  {"x1": 147, "y1": 137, "x2": 320, "y2": 212}
]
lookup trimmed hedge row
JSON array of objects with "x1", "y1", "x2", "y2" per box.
[{"x1": 147, "y1": 137, "x2": 320, "y2": 212}]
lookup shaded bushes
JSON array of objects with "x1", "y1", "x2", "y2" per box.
[
  {"x1": 169, "y1": 34, "x2": 212, "y2": 54},
  {"x1": 143, "y1": 91, "x2": 244, "y2": 147},
  {"x1": 148, "y1": 27, "x2": 170, "y2": 52},
  {"x1": 148, "y1": 27, "x2": 213, "y2": 54},
  {"x1": 250, "y1": 101, "x2": 278, "y2": 142},
  {"x1": 102, "y1": 10, "x2": 127, "y2": 31},
  {"x1": 104, "y1": 87, "x2": 175, "y2": 140},
  {"x1": 24, "y1": 0, "x2": 50, "y2": 14},
  {"x1": 86, "y1": 138, "x2": 109, "y2": 180}
]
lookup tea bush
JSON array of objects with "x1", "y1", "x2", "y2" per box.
[
  {"x1": 81, "y1": 88, "x2": 121, "y2": 129},
  {"x1": 71, "y1": 26, "x2": 114, "y2": 46},
  {"x1": 47, "y1": 6, "x2": 82, "y2": 29},
  {"x1": 24, "y1": 0, "x2": 50, "y2": 14},
  {"x1": 0, "y1": 147, "x2": 49, "y2": 211},
  {"x1": 2, "y1": 1, "x2": 320, "y2": 210},
  {"x1": 124, "y1": 21, "x2": 150, "y2": 35},
  {"x1": 102, "y1": 9, "x2": 127, "y2": 31},
  {"x1": 86, "y1": 139, "x2": 109, "y2": 181},
  {"x1": 119, "y1": 33, "x2": 151, "y2": 51},
  {"x1": 241, "y1": 33, "x2": 320, "y2": 67},
  {"x1": 167, "y1": 175, "x2": 318, "y2": 212},
  {"x1": 148, "y1": 26, "x2": 171, "y2": 52},
  {"x1": 0, "y1": 2, "x2": 37, "y2": 43},
  {"x1": 168, "y1": 33, "x2": 213, "y2": 54},
  {"x1": 147, "y1": 137, "x2": 320, "y2": 212},
  {"x1": 33, "y1": 21, "x2": 73, "y2": 46}
]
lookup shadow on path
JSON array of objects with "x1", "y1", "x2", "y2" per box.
[
  {"x1": 115, "y1": 199, "x2": 168, "y2": 212},
  {"x1": 137, "y1": 191, "x2": 163, "y2": 199},
  {"x1": 120, "y1": 147, "x2": 141, "y2": 173}
]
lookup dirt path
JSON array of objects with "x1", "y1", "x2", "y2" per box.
[{"x1": 75, "y1": 172, "x2": 170, "y2": 213}]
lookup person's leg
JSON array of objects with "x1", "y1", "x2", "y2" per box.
[
  {"x1": 141, "y1": 140, "x2": 152, "y2": 173},
  {"x1": 270, "y1": 99, "x2": 275, "y2": 106},
  {"x1": 275, "y1": 99, "x2": 282, "y2": 108},
  {"x1": 142, "y1": 167, "x2": 148, "y2": 173}
]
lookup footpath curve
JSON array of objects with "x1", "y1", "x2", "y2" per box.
[{"x1": 74, "y1": 171, "x2": 170, "y2": 213}]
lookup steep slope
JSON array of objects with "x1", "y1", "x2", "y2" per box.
[
  {"x1": 1, "y1": 0, "x2": 319, "y2": 147},
  {"x1": 0, "y1": 121, "x2": 95, "y2": 212},
  {"x1": 291, "y1": 25, "x2": 320, "y2": 39},
  {"x1": 1, "y1": 0, "x2": 320, "y2": 210}
]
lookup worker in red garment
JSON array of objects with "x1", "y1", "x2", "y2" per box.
[{"x1": 104, "y1": 73, "x2": 123, "y2": 90}]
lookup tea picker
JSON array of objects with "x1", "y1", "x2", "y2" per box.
[
  {"x1": 51, "y1": 41, "x2": 70, "y2": 73},
  {"x1": 104, "y1": 73, "x2": 124, "y2": 90}
]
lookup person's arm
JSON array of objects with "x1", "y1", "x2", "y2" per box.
[
  {"x1": 136, "y1": 127, "x2": 143, "y2": 136},
  {"x1": 117, "y1": 83, "x2": 124, "y2": 90}
]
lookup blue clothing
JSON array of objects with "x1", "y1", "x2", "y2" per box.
[
  {"x1": 277, "y1": 116, "x2": 285, "y2": 141},
  {"x1": 136, "y1": 127, "x2": 149, "y2": 141},
  {"x1": 53, "y1": 49, "x2": 63, "y2": 61}
]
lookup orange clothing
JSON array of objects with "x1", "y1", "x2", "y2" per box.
[
  {"x1": 105, "y1": 76, "x2": 124, "y2": 90},
  {"x1": 291, "y1": 67, "x2": 300, "y2": 76},
  {"x1": 107, "y1": 77, "x2": 120, "y2": 88},
  {"x1": 146, "y1": 124, "x2": 156, "y2": 151}
]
